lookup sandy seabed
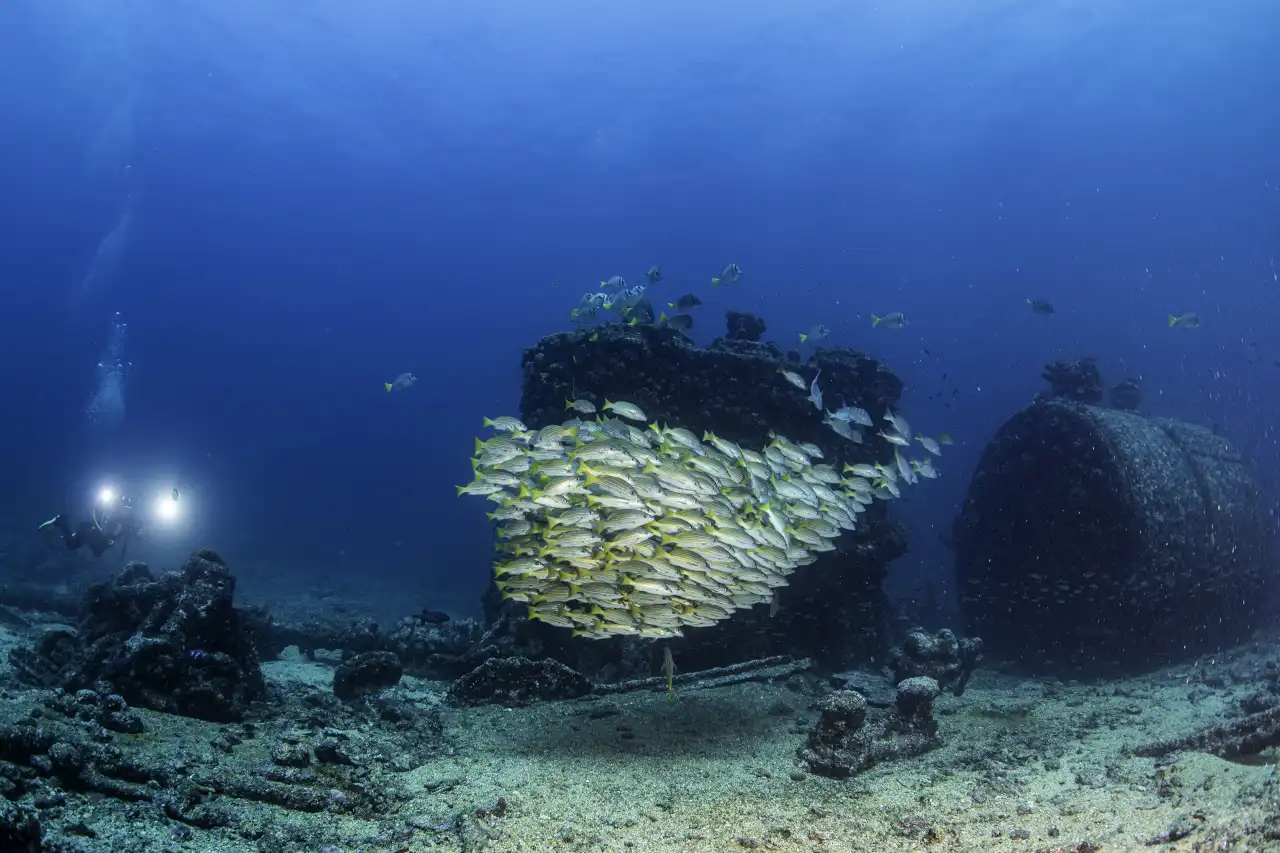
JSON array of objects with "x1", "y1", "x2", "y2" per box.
[
  {"x1": 4, "y1": 619, "x2": 1280, "y2": 853},
  {"x1": 423, "y1": 657, "x2": 1280, "y2": 853}
]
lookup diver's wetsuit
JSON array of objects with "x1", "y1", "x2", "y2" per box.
[
  {"x1": 60, "y1": 519, "x2": 116, "y2": 557},
  {"x1": 46, "y1": 504, "x2": 140, "y2": 559}
]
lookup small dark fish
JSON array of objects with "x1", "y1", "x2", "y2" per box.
[
  {"x1": 667, "y1": 293, "x2": 702, "y2": 311},
  {"x1": 415, "y1": 609, "x2": 451, "y2": 624},
  {"x1": 645, "y1": 265, "x2": 663, "y2": 284},
  {"x1": 658, "y1": 312, "x2": 694, "y2": 331},
  {"x1": 1027, "y1": 298, "x2": 1055, "y2": 315}
]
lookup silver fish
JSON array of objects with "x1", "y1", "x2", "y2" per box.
[
  {"x1": 824, "y1": 415, "x2": 863, "y2": 443},
  {"x1": 829, "y1": 402, "x2": 872, "y2": 427},
  {"x1": 806, "y1": 369, "x2": 823, "y2": 411},
  {"x1": 608, "y1": 285, "x2": 647, "y2": 313},
  {"x1": 778, "y1": 368, "x2": 807, "y2": 391},
  {"x1": 711, "y1": 263, "x2": 742, "y2": 287},
  {"x1": 799, "y1": 324, "x2": 830, "y2": 344},
  {"x1": 871, "y1": 312, "x2": 907, "y2": 329},
  {"x1": 385, "y1": 372, "x2": 417, "y2": 393}
]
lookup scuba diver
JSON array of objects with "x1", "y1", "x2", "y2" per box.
[{"x1": 38, "y1": 494, "x2": 142, "y2": 559}]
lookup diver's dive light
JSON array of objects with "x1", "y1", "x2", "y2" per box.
[
  {"x1": 153, "y1": 490, "x2": 181, "y2": 524},
  {"x1": 93, "y1": 485, "x2": 119, "y2": 530}
]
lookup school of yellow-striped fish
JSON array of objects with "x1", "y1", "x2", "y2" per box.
[{"x1": 459, "y1": 400, "x2": 944, "y2": 639}]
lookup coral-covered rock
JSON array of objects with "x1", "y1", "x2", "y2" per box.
[
  {"x1": 333, "y1": 651, "x2": 403, "y2": 700},
  {"x1": 889, "y1": 628, "x2": 983, "y2": 696},
  {"x1": 1041, "y1": 357, "x2": 1103, "y2": 403},
  {"x1": 447, "y1": 656, "x2": 592, "y2": 707},
  {"x1": 7, "y1": 551, "x2": 265, "y2": 722},
  {"x1": 893, "y1": 676, "x2": 941, "y2": 734},
  {"x1": 798, "y1": 682, "x2": 943, "y2": 779},
  {"x1": 1109, "y1": 378, "x2": 1142, "y2": 410},
  {"x1": 43, "y1": 688, "x2": 145, "y2": 734},
  {"x1": 725, "y1": 310, "x2": 766, "y2": 342},
  {"x1": 0, "y1": 797, "x2": 42, "y2": 853}
]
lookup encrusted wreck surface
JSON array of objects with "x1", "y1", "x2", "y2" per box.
[
  {"x1": 955, "y1": 399, "x2": 1271, "y2": 671},
  {"x1": 521, "y1": 322, "x2": 902, "y2": 457},
  {"x1": 515, "y1": 321, "x2": 909, "y2": 672},
  {"x1": 8, "y1": 551, "x2": 265, "y2": 722}
]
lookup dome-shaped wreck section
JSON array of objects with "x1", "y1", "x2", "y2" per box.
[{"x1": 954, "y1": 399, "x2": 1271, "y2": 671}]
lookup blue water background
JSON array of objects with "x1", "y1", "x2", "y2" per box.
[{"x1": 1, "y1": 0, "x2": 1277, "y2": 615}]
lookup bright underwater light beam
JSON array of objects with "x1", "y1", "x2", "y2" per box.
[{"x1": 153, "y1": 491, "x2": 181, "y2": 524}]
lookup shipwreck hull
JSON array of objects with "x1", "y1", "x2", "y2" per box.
[
  {"x1": 955, "y1": 399, "x2": 1271, "y2": 670},
  {"x1": 511, "y1": 323, "x2": 910, "y2": 670}
]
